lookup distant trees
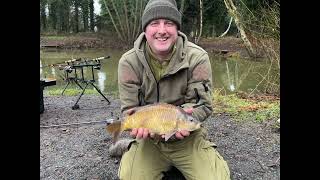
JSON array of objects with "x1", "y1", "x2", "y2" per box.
[
  {"x1": 40, "y1": 0, "x2": 97, "y2": 33},
  {"x1": 40, "y1": 0, "x2": 280, "y2": 57},
  {"x1": 222, "y1": 0, "x2": 280, "y2": 59},
  {"x1": 100, "y1": 0, "x2": 147, "y2": 44}
]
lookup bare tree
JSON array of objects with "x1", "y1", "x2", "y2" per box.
[
  {"x1": 102, "y1": 0, "x2": 146, "y2": 45},
  {"x1": 223, "y1": 0, "x2": 256, "y2": 57},
  {"x1": 103, "y1": 0, "x2": 124, "y2": 41}
]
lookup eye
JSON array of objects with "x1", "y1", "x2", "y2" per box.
[
  {"x1": 150, "y1": 21, "x2": 159, "y2": 26},
  {"x1": 165, "y1": 21, "x2": 175, "y2": 26}
]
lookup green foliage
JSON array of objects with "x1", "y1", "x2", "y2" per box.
[
  {"x1": 213, "y1": 88, "x2": 280, "y2": 122},
  {"x1": 236, "y1": 101, "x2": 280, "y2": 123},
  {"x1": 44, "y1": 88, "x2": 98, "y2": 96}
]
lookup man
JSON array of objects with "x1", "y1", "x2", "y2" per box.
[{"x1": 117, "y1": 0, "x2": 230, "y2": 179}]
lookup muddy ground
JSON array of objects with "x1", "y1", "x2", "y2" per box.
[{"x1": 40, "y1": 94, "x2": 280, "y2": 180}]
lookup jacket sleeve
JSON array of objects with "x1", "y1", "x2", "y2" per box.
[
  {"x1": 118, "y1": 56, "x2": 141, "y2": 113},
  {"x1": 181, "y1": 53, "x2": 213, "y2": 122}
]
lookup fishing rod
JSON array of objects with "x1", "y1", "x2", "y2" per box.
[
  {"x1": 40, "y1": 58, "x2": 82, "y2": 68},
  {"x1": 40, "y1": 118, "x2": 116, "y2": 128},
  {"x1": 40, "y1": 58, "x2": 81, "y2": 68},
  {"x1": 40, "y1": 55, "x2": 111, "y2": 68}
]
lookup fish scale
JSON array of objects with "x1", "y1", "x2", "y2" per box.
[{"x1": 106, "y1": 103, "x2": 201, "y2": 142}]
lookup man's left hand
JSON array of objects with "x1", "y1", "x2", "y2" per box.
[
  {"x1": 174, "y1": 107, "x2": 193, "y2": 139},
  {"x1": 175, "y1": 130, "x2": 190, "y2": 139}
]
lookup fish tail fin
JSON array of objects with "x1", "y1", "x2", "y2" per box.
[{"x1": 106, "y1": 120, "x2": 122, "y2": 143}]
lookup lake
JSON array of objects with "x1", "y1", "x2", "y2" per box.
[{"x1": 40, "y1": 48, "x2": 278, "y2": 96}]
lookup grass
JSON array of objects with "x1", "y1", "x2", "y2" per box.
[
  {"x1": 44, "y1": 87, "x2": 119, "y2": 99},
  {"x1": 44, "y1": 88, "x2": 98, "y2": 96},
  {"x1": 44, "y1": 87, "x2": 280, "y2": 123},
  {"x1": 212, "y1": 88, "x2": 280, "y2": 123}
]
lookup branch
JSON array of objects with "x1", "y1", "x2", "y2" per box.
[
  {"x1": 219, "y1": 17, "x2": 233, "y2": 38},
  {"x1": 103, "y1": 0, "x2": 124, "y2": 41}
]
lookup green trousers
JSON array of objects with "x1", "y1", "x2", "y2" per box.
[{"x1": 118, "y1": 128, "x2": 230, "y2": 180}]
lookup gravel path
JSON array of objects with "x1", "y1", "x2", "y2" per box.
[{"x1": 40, "y1": 95, "x2": 280, "y2": 180}]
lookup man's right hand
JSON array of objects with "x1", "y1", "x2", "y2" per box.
[
  {"x1": 126, "y1": 108, "x2": 155, "y2": 140},
  {"x1": 130, "y1": 128, "x2": 154, "y2": 139},
  {"x1": 125, "y1": 108, "x2": 149, "y2": 139},
  {"x1": 123, "y1": 108, "x2": 136, "y2": 116}
]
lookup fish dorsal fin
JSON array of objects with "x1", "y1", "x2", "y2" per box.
[{"x1": 164, "y1": 131, "x2": 176, "y2": 141}]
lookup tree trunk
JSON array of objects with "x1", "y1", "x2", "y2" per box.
[
  {"x1": 103, "y1": 0, "x2": 124, "y2": 41},
  {"x1": 65, "y1": 3, "x2": 70, "y2": 33},
  {"x1": 49, "y1": 1, "x2": 58, "y2": 31},
  {"x1": 122, "y1": 0, "x2": 131, "y2": 42},
  {"x1": 82, "y1": 0, "x2": 89, "y2": 32},
  {"x1": 223, "y1": 0, "x2": 256, "y2": 57},
  {"x1": 74, "y1": 0, "x2": 79, "y2": 33},
  {"x1": 89, "y1": 0, "x2": 95, "y2": 31},
  {"x1": 195, "y1": 0, "x2": 203, "y2": 44},
  {"x1": 110, "y1": 0, "x2": 126, "y2": 40},
  {"x1": 40, "y1": 0, "x2": 47, "y2": 31},
  {"x1": 131, "y1": 0, "x2": 139, "y2": 38},
  {"x1": 211, "y1": 24, "x2": 216, "y2": 37}
]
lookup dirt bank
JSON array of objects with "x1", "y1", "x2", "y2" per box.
[
  {"x1": 40, "y1": 94, "x2": 280, "y2": 179},
  {"x1": 40, "y1": 34, "x2": 248, "y2": 58}
]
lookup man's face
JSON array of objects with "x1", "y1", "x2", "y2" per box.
[{"x1": 145, "y1": 19, "x2": 178, "y2": 56}]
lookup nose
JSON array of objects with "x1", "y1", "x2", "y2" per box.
[{"x1": 157, "y1": 23, "x2": 166, "y2": 34}]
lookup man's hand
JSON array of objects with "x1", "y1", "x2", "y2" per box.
[
  {"x1": 175, "y1": 130, "x2": 190, "y2": 139},
  {"x1": 123, "y1": 108, "x2": 136, "y2": 116},
  {"x1": 174, "y1": 107, "x2": 193, "y2": 139},
  {"x1": 184, "y1": 107, "x2": 193, "y2": 115},
  {"x1": 130, "y1": 128, "x2": 152, "y2": 139},
  {"x1": 129, "y1": 107, "x2": 194, "y2": 140}
]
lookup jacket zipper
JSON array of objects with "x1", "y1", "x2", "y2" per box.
[
  {"x1": 157, "y1": 82, "x2": 159, "y2": 102},
  {"x1": 143, "y1": 54, "x2": 159, "y2": 103}
]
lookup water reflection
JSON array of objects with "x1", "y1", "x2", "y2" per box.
[
  {"x1": 211, "y1": 57, "x2": 259, "y2": 94},
  {"x1": 40, "y1": 49, "x2": 277, "y2": 95},
  {"x1": 223, "y1": 60, "x2": 253, "y2": 92},
  {"x1": 40, "y1": 60, "x2": 42, "y2": 76},
  {"x1": 97, "y1": 71, "x2": 106, "y2": 92},
  {"x1": 51, "y1": 67, "x2": 56, "y2": 78}
]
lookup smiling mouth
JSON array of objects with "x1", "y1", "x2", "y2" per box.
[{"x1": 156, "y1": 37, "x2": 169, "y2": 41}]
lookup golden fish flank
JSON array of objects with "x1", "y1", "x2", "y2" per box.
[{"x1": 106, "y1": 103, "x2": 201, "y2": 141}]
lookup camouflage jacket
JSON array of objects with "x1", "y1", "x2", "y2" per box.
[{"x1": 118, "y1": 31, "x2": 213, "y2": 122}]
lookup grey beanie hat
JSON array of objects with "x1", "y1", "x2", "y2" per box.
[{"x1": 142, "y1": 0, "x2": 181, "y2": 31}]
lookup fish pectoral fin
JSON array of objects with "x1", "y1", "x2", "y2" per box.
[{"x1": 164, "y1": 131, "x2": 176, "y2": 141}]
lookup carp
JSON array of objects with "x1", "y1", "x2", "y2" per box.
[{"x1": 106, "y1": 103, "x2": 201, "y2": 142}]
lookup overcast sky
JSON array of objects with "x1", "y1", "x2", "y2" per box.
[
  {"x1": 94, "y1": 0, "x2": 101, "y2": 15},
  {"x1": 44, "y1": 0, "x2": 102, "y2": 16}
]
